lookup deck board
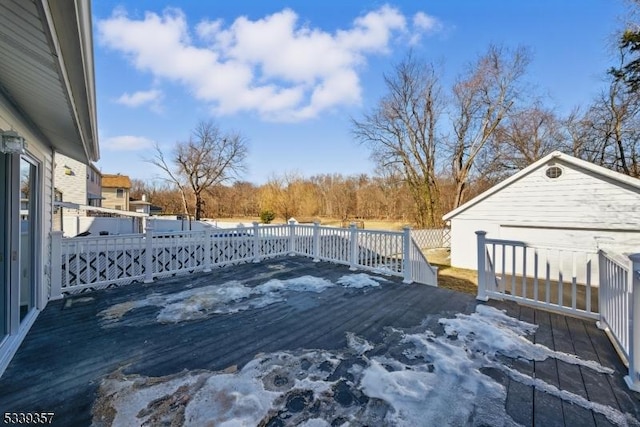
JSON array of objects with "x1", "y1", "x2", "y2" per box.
[
  {"x1": 1, "y1": 256, "x2": 639, "y2": 426},
  {"x1": 529, "y1": 310, "x2": 563, "y2": 427}
]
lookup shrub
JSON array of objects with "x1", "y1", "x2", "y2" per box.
[{"x1": 260, "y1": 210, "x2": 276, "y2": 224}]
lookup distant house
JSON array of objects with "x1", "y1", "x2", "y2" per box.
[
  {"x1": 54, "y1": 153, "x2": 102, "y2": 208},
  {"x1": 129, "y1": 195, "x2": 152, "y2": 215},
  {"x1": 443, "y1": 151, "x2": 640, "y2": 270},
  {"x1": 0, "y1": 1, "x2": 98, "y2": 375},
  {"x1": 102, "y1": 174, "x2": 131, "y2": 211}
]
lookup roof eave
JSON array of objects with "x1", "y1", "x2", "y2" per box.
[{"x1": 40, "y1": 0, "x2": 99, "y2": 163}]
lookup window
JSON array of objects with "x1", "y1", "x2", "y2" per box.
[
  {"x1": 116, "y1": 188, "x2": 124, "y2": 198},
  {"x1": 545, "y1": 166, "x2": 563, "y2": 179}
]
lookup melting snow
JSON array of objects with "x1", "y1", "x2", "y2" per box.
[
  {"x1": 99, "y1": 273, "x2": 387, "y2": 326},
  {"x1": 93, "y1": 305, "x2": 637, "y2": 426},
  {"x1": 337, "y1": 273, "x2": 388, "y2": 288}
]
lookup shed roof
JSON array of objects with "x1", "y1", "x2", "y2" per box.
[
  {"x1": 102, "y1": 174, "x2": 131, "y2": 189},
  {"x1": 443, "y1": 151, "x2": 640, "y2": 221}
]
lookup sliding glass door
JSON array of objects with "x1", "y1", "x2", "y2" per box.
[
  {"x1": 19, "y1": 157, "x2": 37, "y2": 322},
  {"x1": 0, "y1": 152, "x2": 39, "y2": 345},
  {"x1": 0, "y1": 152, "x2": 7, "y2": 341}
]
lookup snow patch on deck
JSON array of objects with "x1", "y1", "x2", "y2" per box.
[
  {"x1": 94, "y1": 305, "x2": 636, "y2": 426},
  {"x1": 98, "y1": 273, "x2": 388, "y2": 326}
]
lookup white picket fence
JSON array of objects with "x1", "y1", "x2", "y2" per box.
[
  {"x1": 476, "y1": 231, "x2": 640, "y2": 392},
  {"x1": 50, "y1": 222, "x2": 438, "y2": 297}
]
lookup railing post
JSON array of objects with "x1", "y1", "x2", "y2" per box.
[
  {"x1": 625, "y1": 253, "x2": 640, "y2": 392},
  {"x1": 49, "y1": 231, "x2": 63, "y2": 301},
  {"x1": 143, "y1": 225, "x2": 154, "y2": 283},
  {"x1": 289, "y1": 220, "x2": 296, "y2": 256},
  {"x1": 349, "y1": 223, "x2": 358, "y2": 271},
  {"x1": 253, "y1": 222, "x2": 261, "y2": 263},
  {"x1": 476, "y1": 231, "x2": 489, "y2": 301},
  {"x1": 312, "y1": 220, "x2": 320, "y2": 262},
  {"x1": 597, "y1": 250, "x2": 607, "y2": 330},
  {"x1": 203, "y1": 225, "x2": 212, "y2": 272},
  {"x1": 403, "y1": 226, "x2": 412, "y2": 283}
]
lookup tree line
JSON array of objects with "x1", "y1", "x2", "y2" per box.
[
  {"x1": 130, "y1": 172, "x2": 480, "y2": 223},
  {"x1": 140, "y1": 6, "x2": 640, "y2": 226}
]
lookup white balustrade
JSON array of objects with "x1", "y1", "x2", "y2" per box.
[
  {"x1": 51, "y1": 224, "x2": 438, "y2": 296},
  {"x1": 476, "y1": 230, "x2": 640, "y2": 392}
]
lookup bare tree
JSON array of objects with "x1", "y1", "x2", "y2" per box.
[
  {"x1": 566, "y1": 49, "x2": 640, "y2": 177},
  {"x1": 489, "y1": 103, "x2": 564, "y2": 173},
  {"x1": 448, "y1": 45, "x2": 531, "y2": 208},
  {"x1": 148, "y1": 120, "x2": 248, "y2": 219},
  {"x1": 352, "y1": 54, "x2": 444, "y2": 227},
  {"x1": 148, "y1": 144, "x2": 191, "y2": 216}
]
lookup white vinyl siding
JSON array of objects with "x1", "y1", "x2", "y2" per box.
[
  {"x1": 454, "y1": 162, "x2": 640, "y2": 229},
  {"x1": 448, "y1": 158, "x2": 640, "y2": 270},
  {"x1": 0, "y1": 92, "x2": 53, "y2": 306}
]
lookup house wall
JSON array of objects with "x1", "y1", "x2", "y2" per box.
[
  {"x1": 87, "y1": 164, "x2": 102, "y2": 206},
  {"x1": 450, "y1": 159, "x2": 640, "y2": 270},
  {"x1": 102, "y1": 187, "x2": 129, "y2": 210},
  {"x1": 53, "y1": 154, "x2": 87, "y2": 205},
  {"x1": 0, "y1": 92, "x2": 53, "y2": 307}
]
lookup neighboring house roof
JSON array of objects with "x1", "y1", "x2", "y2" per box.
[
  {"x1": 443, "y1": 151, "x2": 640, "y2": 221},
  {"x1": 0, "y1": 1, "x2": 99, "y2": 163},
  {"x1": 102, "y1": 174, "x2": 131, "y2": 189},
  {"x1": 129, "y1": 200, "x2": 151, "y2": 206}
]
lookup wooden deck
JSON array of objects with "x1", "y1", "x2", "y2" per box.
[{"x1": 1, "y1": 256, "x2": 638, "y2": 426}]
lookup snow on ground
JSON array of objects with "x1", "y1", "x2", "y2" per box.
[
  {"x1": 98, "y1": 273, "x2": 388, "y2": 326},
  {"x1": 93, "y1": 305, "x2": 638, "y2": 426}
]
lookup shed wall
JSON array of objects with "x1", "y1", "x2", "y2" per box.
[{"x1": 450, "y1": 159, "x2": 640, "y2": 270}]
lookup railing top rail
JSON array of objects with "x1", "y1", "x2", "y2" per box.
[
  {"x1": 484, "y1": 238, "x2": 526, "y2": 247},
  {"x1": 152, "y1": 230, "x2": 207, "y2": 236},
  {"x1": 357, "y1": 229, "x2": 404, "y2": 237},
  {"x1": 288, "y1": 224, "x2": 404, "y2": 237},
  {"x1": 598, "y1": 249, "x2": 631, "y2": 271},
  {"x1": 62, "y1": 233, "x2": 143, "y2": 242}
]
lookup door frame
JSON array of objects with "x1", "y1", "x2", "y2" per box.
[{"x1": 0, "y1": 150, "x2": 42, "y2": 376}]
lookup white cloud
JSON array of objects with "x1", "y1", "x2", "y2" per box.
[
  {"x1": 408, "y1": 12, "x2": 443, "y2": 46},
  {"x1": 116, "y1": 89, "x2": 163, "y2": 108},
  {"x1": 103, "y1": 135, "x2": 154, "y2": 151},
  {"x1": 413, "y1": 12, "x2": 442, "y2": 33},
  {"x1": 97, "y1": 6, "x2": 438, "y2": 122}
]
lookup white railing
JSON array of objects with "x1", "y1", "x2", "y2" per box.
[
  {"x1": 475, "y1": 230, "x2": 640, "y2": 392},
  {"x1": 476, "y1": 231, "x2": 599, "y2": 319},
  {"x1": 407, "y1": 237, "x2": 438, "y2": 286},
  {"x1": 598, "y1": 251, "x2": 640, "y2": 392},
  {"x1": 50, "y1": 221, "x2": 438, "y2": 297},
  {"x1": 53, "y1": 233, "x2": 147, "y2": 294}
]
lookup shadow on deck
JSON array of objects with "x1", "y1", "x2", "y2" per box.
[{"x1": 0, "y1": 257, "x2": 638, "y2": 426}]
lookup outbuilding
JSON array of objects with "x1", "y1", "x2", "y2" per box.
[{"x1": 443, "y1": 151, "x2": 640, "y2": 270}]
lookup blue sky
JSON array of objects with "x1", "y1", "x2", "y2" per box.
[{"x1": 92, "y1": 0, "x2": 625, "y2": 185}]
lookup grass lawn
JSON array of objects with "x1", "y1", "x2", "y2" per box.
[
  {"x1": 424, "y1": 248, "x2": 479, "y2": 296},
  {"x1": 210, "y1": 216, "x2": 412, "y2": 230}
]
